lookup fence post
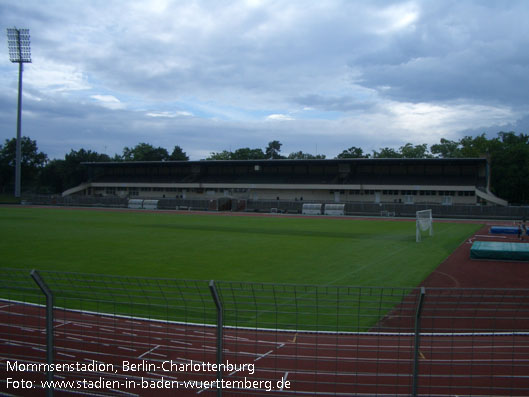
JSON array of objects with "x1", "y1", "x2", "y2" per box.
[
  {"x1": 30, "y1": 269, "x2": 54, "y2": 397},
  {"x1": 412, "y1": 287, "x2": 426, "y2": 397},
  {"x1": 209, "y1": 280, "x2": 223, "y2": 397}
]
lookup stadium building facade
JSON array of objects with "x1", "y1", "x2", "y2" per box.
[{"x1": 63, "y1": 158, "x2": 507, "y2": 206}]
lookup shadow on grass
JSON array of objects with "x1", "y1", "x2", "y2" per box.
[{"x1": 142, "y1": 223, "x2": 412, "y2": 242}]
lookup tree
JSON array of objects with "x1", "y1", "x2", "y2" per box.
[
  {"x1": 207, "y1": 150, "x2": 233, "y2": 160},
  {"x1": 371, "y1": 144, "x2": 432, "y2": 159},
  {"x1": 458, "y1": 133, "x2": 501, "y2": 158},
  {"x1": 63, "y1": 149, "x2": 111, "y2": 189},
  {"x1": 488, "y1": 132, "x2": 529, "y2": 204},
  {"x1": 336, "y1": 146, "x2": 369, "y2": 159},
  {"x1": 430, "y1": 138, "x2": 462, "y2": 158},
  {"x1": 39, "y1": 148, "x2": 111, "y2": 193},
  {"x1": 169, "y1": 145, "x2": 189, "y2": 161},
  {"x1": 399, "y1": 143, "x2": 432, "y2": 158},
  {"x1": 287, "y1": 151, "x2": 326, "y2": 159},
  {"x1": 232, "y1": 148, "x2": 267, "y2": 160},
  {"x1": 265, "y1": 140, "x2": 284, "y2": 159},
  {"x1": 38, "y1": 159, "x2": 66, "y2": 194},
  {"x1": 431, "y1": 132, "x2": 529, "y2": 203},
  {"x1": 0, "y1": 136, "x2": 48, "y2": 193},
  {"x1": 206, "y1": 147, "x2": 268, "y2": 160},
  {"x1": 121, "y1": 143, "x2": 170, "y2": 161},
  {"x1": 372, "y1": 147, "x2": 402, "y2": 158}
]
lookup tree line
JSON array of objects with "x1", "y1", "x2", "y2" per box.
[{"x1": 0, "y1": 132, "x2": 528, "y2": 203}]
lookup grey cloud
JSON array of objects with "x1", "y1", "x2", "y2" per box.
[
  {"x1": 2, "y1": 0, "x2": 529, "y2": 163},
  {"x1": 292, "y1": 94, "x2": 375, "y2": 112},
  {"x1": 460, "y1": 114, "x2": 529, "y2": 139},
  {"x1": 350, "y1": 0, "x2": 529, "y2": 106}
]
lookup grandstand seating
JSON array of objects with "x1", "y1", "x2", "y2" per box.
[{"x1": 70, "y1": 158, "x2": 503, "y2": 206}]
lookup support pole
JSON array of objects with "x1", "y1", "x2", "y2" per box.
[
  {"x1": 31, "y1": 270, "x2": 54, "y2": 397},
  {"x1": 209, "y1": 280, "x2": 223, "y2": 397},
  {"x1": 412, "y1": 287, "x2": 426, "y2": 397},
  {"x1": 7, "y1": 27, "x2": 31, "y2": 198},
  {"x1": 15, "y1": 60, "x2": 23, "y2": 198}
]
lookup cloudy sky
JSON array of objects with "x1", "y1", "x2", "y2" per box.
[{"x1": 1, "y1": 0, "x2": 529, "y2": 160}]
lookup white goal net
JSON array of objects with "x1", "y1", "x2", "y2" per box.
[{"x1": 416, "y1": 209, "x2": 433, "y2": 242}]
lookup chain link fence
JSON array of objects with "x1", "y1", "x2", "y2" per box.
[{"x1": 1, "y1": 268, "x2": 528, "y2": 396}]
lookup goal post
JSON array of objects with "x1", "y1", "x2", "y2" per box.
[{"x1": 416, "y1": 209, "x2": 433, "y2": 242}]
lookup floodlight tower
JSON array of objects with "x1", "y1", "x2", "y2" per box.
[{"x1": 6, "y1": 27, "x2": 31, "y2": 198}]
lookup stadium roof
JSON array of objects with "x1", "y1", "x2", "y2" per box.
[{"x1": 82, "y1": 158, "x2": 487, "y2": 167}]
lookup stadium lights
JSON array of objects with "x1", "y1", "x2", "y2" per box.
[{"x1": 6, "y1": 27, "x2": 32, "y2": 198}]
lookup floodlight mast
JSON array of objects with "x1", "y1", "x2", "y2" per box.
[{"x1": 6, "y1": 27, "x2": 31, "y2": 198}]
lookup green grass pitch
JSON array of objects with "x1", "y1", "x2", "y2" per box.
[{"x1": 0, "y1": 206, "x2": 481, "y2": 288}]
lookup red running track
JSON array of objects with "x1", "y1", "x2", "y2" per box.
[{"x1": 1, "y1": 300, "x2": 529, "y2": 396}]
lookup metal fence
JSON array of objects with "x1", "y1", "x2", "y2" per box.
[
  {"x1": 19, "y1": 193, "x2": 529, "y2": 219},
  {"x1": 21, "y1": 194, "x2": 128, "y2": 208},
  {"x1": 1, "y1": 269, "x2": 528, "y2": 396},
  {"x1": 246, "y1": 200, "x2": 529, "y2": 220}
]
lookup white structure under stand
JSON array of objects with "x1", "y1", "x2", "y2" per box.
[
  {"x1": 128, "y1": 199, "x2": 143, "y2": 209},
  {"x1": 302, "y1": 203, "x2": 323, "y2": 215},
  {"x1": 127, "y1": 199, "x2": 159, "y2": 210},
  {"x1": 324, "y1": 204, "x2": 346, "y2": 216},
  {"x1": 142, "y1": 200, "x2": 159, "y2": 210}
]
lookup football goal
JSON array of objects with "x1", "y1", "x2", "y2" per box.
[{"x1": 416, "y1": 209, "x2": 433, "y2": 242}]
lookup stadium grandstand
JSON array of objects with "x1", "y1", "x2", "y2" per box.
[{"x1": 62, "y1": 158, "x2": 507, "y2": 206}]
